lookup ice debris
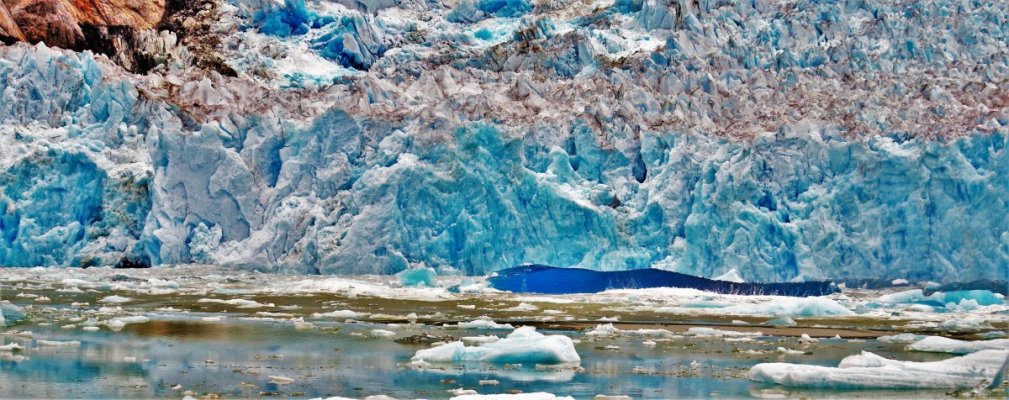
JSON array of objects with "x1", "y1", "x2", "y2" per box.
[
  {"x1": 412, "y1": 326, "x2": 580, "y2": 365},
  {"x1": 748, "y1": 350, "x2": 1009, "y2": 389},
  {"x1": 905, "y1": 336, "x2": 1009, "y2": 354},
  {"x1": 397, "y1": 266, "x2": 437, "y2": 287}
]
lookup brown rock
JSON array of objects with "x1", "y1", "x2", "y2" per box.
[
  {"x1": 4, "y1": 0, "x2": 164, "y2": 48},
  {"x1": 0, "y1": 1, "x2": 26, "y2": 42}
]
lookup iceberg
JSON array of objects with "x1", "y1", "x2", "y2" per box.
[
  {"x1": 412, "y1": 326, "x2": 580, "y2": 365},
  {"x1": 397, "y1": 266, "x2": 437, "y2": 287},
  {"x1": 488, "y1": 265, "x2": 837, "y2": 296},
  {"x1": 905, "y1": 336, "x2": 1009, "y2": 354},
  {"x1": 748, "y1": 350, "x2": 1009, "y2": 389},
  {"x1": 720, "y1": 297, "x2": 854, "y2": 317}
]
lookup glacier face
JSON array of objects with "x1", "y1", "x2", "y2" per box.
[{"x1": 0, "y1": 0, "x2": 1008, "y2": 283}]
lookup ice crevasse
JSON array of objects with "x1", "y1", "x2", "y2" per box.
[{"x1": 0, "y1": 0, "x2": 1008, "y2": 284}]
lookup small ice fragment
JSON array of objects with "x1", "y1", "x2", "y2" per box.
[
  {"x1": 765, "y1": 316, "x2": 797, "y2": 327},
  {"x1": 686, "y1": 327, "x2": 762, "y2": 338},
  {"x1": 799, "y1": 334, "x2": 818, "y2": 344},
  {"x1": 891, "y1": 278, "x2": 909, "y2": 285},
  {"x1": 642, "y1": 340, "x2": 657, "y2": 346},
  {"x1": 371, "y1": 329, "x2": 397, "y2": 338},
  {"x1": 877, "y1": 333, "x2": 927, "y2": 343},
  {"x1": 82, "y1": 327, "x2": 100, "y2": 332},
  {"x1": 0, "y1": 343, "x2": 23, "y2": 351},
  {"x1": 451, "y1": 393, "x2": 574, "y2": 400},
  {"x1": 197, "y1": 298, "x2": 275, "y2": 308},
  {"x1": 503, "y1": 303, "x2": 538, "y2": 312},
  {"x1": 906, "y1": 336, "x2": 1009, "y2": 354},
  {"x1": 98, "y1": 295, "x2": 132, "y2": 304},
  {"x1": 448, "y1": 388, "x2": 478, "y2": 396},
  {"x1": 455, "y1": 318, "x2": 514, "y2": 330},
  {"x1": 269, "y1": 376, "x2": 295, "y2": 384},
  {"x1": 36, "y1": 340, "x2": 81, "y2": 347},
  {"x1": 478, "y1": 380, "x2": 499, "y2": 385},
  {"x1": 776, "y1": 347, "x2": 805, "y2": 355},
  {"x1": 457, "y1": 305, "x2": 477, "y2": 310},
  {"x1": 313, "y1": 310, "x2": 363, "y2": 319}
]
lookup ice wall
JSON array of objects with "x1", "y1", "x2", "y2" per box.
[{"x1": 1, "y1": 0, "x2": 1008, "y2": 283}]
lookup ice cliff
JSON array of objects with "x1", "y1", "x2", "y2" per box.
[{"x1": 0, "y1": 0, "x2": 1007, "y2": 283}]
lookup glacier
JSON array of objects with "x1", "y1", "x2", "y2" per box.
[{"x1": 0, "y1": 0, "x2": 1007, "y2": 284}]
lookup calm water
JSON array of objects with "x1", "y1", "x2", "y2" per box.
[{"x1": 0, "y1": 315, "x2": 957, "y2": 399}]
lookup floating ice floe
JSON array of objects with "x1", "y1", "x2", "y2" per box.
[
  {"x1": 98, "y1": 295, "x2": 133, "y2": 304},
  {"x1": 748, "y1": 350, "x2": 1009, "y2": 389},
  {"x1": 412, "y1": 326, "x2": 580, "y2": 365},
  {"x1": 454, "y1": 318, "x2": 514, "y2": 330},
  {"x1": 370, "y1": 329, "x2": 397, "y2": 338},
  {"x1": 35, "y1": 339, "x2": 81, "y2": 347},
  {"x1": 312, "y1": 310, "x2": 364, "y2": 319},
  {"x1": 721, "y1": 297, "x2": 854, "y2": 317},
  {"x1": 104, "y1": 316, "x2": 151, "y2": 331},
  {"x1": 397, "y1": 266, "x2": 437, "y2": 287},
  {"x1": 905, "y1": 336, "x2": 1009, "y2": 354},
  {"x1": 876, "y1": 333, "x2": 928, "y2": 343},
  {"x1": 197, "y1": 298, "x2": 276, "y2": 308},
  {"x1": 584, "y1": 323, "x2": 674, "y2": 338},
  {"x1": 685, "y1": 327, "x2": 762, "y2": 338},
  {"x1": 450, "y1": 393, "x2": 575, "y2": 400},
  {"x1": 876, "y1": 289, "x2": 1004, "y2": 311}
]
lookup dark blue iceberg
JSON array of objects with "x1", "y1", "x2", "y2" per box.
[{"x1": 488, "y1": 265, "x2": 838, "y2": 297}]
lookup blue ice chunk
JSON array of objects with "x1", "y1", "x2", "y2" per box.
[
  {"x1": 876, "y1": 289, "x2": 1004, "y2": 309},
  {"x1": 477, "y1": 0, "x2": 532, "y2": 18},
  {"x1": 253, "y1": 0, "x2": 333, "y2": 37},
  {"x1": 397, "y1": 266, "x2": 437, "y2": 287},
  {"x1": 312, "y1": 16, "x2": 386, "y2": 70},
  {"x1": 0, "y1": 301, "x2": 25, "y2": 325},
  {"x1": 474, "y1": 28, "x2": 493, "y2": 40},
  {"x1": 488, "y1": 265, "x2": 838, "y2": 297},
  {"x1": 448, "y1": 0, "x2": 531, "y2": 23}
]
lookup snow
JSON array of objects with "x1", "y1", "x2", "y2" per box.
[
  {"x1": 412, "y1": 326, "x2": 580, "y2": 365},
  {"x1": 905, "y1": 336, "x2": 1009, "y2": 354},
  {"x1": 749, "y1": 350, "x2": 1009, "y2": 389}
]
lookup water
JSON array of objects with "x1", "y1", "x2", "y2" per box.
[
  {"x1": 0, "y1": 316, "x2": 959, "y2": 399},
  {"x1": 0, "y1": 266, "x2": 1002, "y2": 398}
]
